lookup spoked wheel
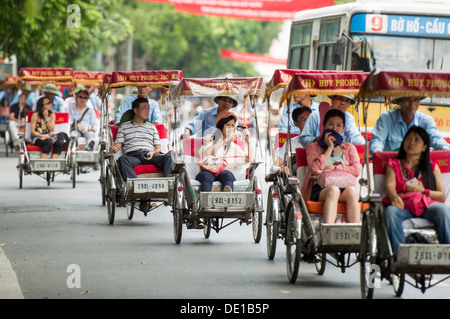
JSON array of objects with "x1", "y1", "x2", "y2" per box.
[
  {"x1": 46, "y1": 172, "x2": 52, "y2": 186},
  {"x1": 127, "y1": 205, "x2": 134, "y2": 220},
  {"x1": 392, "y1": 273, "x2": 405, "y2": 297},
  {"x1": 100, "y1": 158, "x2": 107, "y2": 206},
  {"x1": 315, "y1": 253, "x2": 327, "y2": 275},
  {"x1": 252, "y1": 211, "x2": 262, "y2": 243},
  {"x1": 266, "y1": 191, "x2": 278, "y2": 260},
  {"x1": 286, "y1": 205, "x2": 302, "y2": 284},
  {"x1": 203, "y1": 218, "x2": 211, "y2": 239},
  {"x1": 173, "y1": 209, "x2": 183, "y2": 244},
  {"x1": 106, "y1": 169, "x2": 115, "y2": 225},
  {"x1": 360, "y1": 212, "x2": 378, "y2": 299},
  {"x1": 18, "y1": 166, "x2": 23, "y2": 189},
  {"x1": 72, "y1": 165, "x2": 76, "y2": 188}
]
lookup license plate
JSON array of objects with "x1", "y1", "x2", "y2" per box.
[
  {"x1": 76, "y1": 152, "x2": 97, "y2": 162},
  {"x1": 208, "y1": 193, "x2": 247, "y2": 208},
  {"x1": 407, "y1": 245, "x2": 450, "y2": 266},
  {"x1": 33, "y1": 160, "x2": 61, "y2": 171},
  {"x1": 322, "y1": 224, "x2": 361, "y2": 245},
  {"x1": 133, "y1": 180, "x2": 168, "y2": 193}
]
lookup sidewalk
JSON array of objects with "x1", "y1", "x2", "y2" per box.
[{"x1": 0, "y1": 247, "x2": 24, "y2": 299}]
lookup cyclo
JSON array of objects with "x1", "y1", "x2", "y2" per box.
[
  {"x1": 358, "y1": 68, "x2": 450, "y2": 298},
  {"x1": 0, "y1": 76, "x2": 19, "y2": 157},
  {"x1": 101, "y1": 70, "x2": 183, "y2": 224},
  {"x1": 168, "y1": 77, "x2": 265, "y2": 244},
  {"x1": 263, "y1": 69, "x2": 367, "y2": 260},
  {"x1": 17, "y1": 68, "x2": 77, "y2": 188},
  {"x1": 72, "y1": 71, "x2": 105, "y2": 175},
  {"x1": 273, "y1": 71, "x2": 370, "y2": 283}
]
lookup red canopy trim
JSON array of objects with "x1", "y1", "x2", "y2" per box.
[
  {"x1": 170, "y1": 77, "x2": 263, "y2": 100},
  {"x1": 263, "y1": 69, "x2": 365, "y2": 102},
  {"x1": 279, "y1": 71, "x2": 369, "y2": 105},
  {"x1": 74, "y1": 71, "x2": 106, "y2": 87},
  {"x1": 18, "y1": 68, "x2": 74, "y2": 84},
  {"x1": 359, "y1": 68, "x2": 450, "y2": 99},
  {"x1": 107, "y1": 70, "x2": 183, "y2": 90}
]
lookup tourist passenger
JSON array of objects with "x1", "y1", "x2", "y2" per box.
[
  {"x1": 196, "y1": 111, "x2": 254, "y2": 192},
  {"x1": 301, "y1": 109, "x2": 361, "y2": 223},
  {"x1": 109, "y1": 97, "x2": 172, "y2": 180},
  {"x1": 299, "y1": 94, "x2": 365, "y2": 147},
  {"x1": 30, "y1": 97, "x2": 64, "y2": 159},
  {"x1": 382, "y1": 126, "x2": 450, "y2": 252},
  {"x1": 278, "y1": 92, "x2": 318, "y2": 134},
  {"x1": 114, "y1": 86, "x2": 163, "y2": 124},
  {"x1": 274, "y1": 106, "x2": 312, "y2": 175}
]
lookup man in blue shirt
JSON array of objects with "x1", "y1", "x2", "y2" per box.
[
  {"x1": 35, "y1": 83, "x2": 65, "y2": 113},
  {"x1": 182, "y1": 95, "x2": 238, "y2": 138},
  {"x1": 299, "y1": 94, "x2": 365, "y2": 146},
  {"x1": 278, "y1": 93, "x2": 318, "y2": 134},
  {"x1": 369, "y1": 96, "x2": 450, "y2": 154},
  {"x1": 114, "y1": 86, "x2": 163, "y2": 124}
]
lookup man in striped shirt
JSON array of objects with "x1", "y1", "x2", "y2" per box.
[{"x1": 110, "y1": 97, "x2": 172, "y2": 180}]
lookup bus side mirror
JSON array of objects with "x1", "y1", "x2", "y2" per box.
[{"x1": 332, "y1": 37, "x2": 346, "y2": 65}]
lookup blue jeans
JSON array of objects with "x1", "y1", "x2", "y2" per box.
[
  {"x1": 383, "y1": 203, "x2": 450, "y2": 253},
  {"x1": 196, "y1": 170, "x2": 235, "y2": 192}
]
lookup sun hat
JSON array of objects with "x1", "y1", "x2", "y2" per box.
[
  {"x1": 391, "y1": 96, "x2": 425, "y2": 104},
  {"x1": 213, "y1": 95, "x2": 238, "y2": 107},
  {"x1": 74, "y1": 84, "x2": 89, "y2": 96},
  {"x1": 41, "y1": 83, "x2": 60, "y2": 95},
  {"x1": 330, "y1": 94, "x2": 356, "y2": 104},
  {"x1": 215, "y1": 111, "x2": 237, "y2": 127}
]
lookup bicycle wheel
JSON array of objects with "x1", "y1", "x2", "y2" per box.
[{"x1": 286, "y1": 205, "x2": 301, "y2": 284}]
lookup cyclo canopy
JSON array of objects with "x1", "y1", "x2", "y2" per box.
[
  {"x1": 279, "y1": 71, "x2": 369, "y2": 106},
  {"x1": 18, "y1": 67, "x2": 74, "y2": 88},
  {"x1": 263, "y1": 69, "x2": 364, "y2": 104},
  {"x1": 169, "y1": 77, "x2": 263, "y2": 105},
  {"x1": 74, "y1": 71, "x2": 105, "y2": 88},
  {"x1": 359, "y1": 67, "x2": 450, "y2": 100},
  {"x1": 103, "y1": 70, "x2": 183, "y2": 97}
]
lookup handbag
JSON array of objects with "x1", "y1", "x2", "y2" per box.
[
  {"x1": 382, "y1": 192, "x2": 436, "y2": 217},
  {"x1": 316, "y1": 169, "x2": 357, "y2": 189},
  {"x1": 198, "y1": 156, "x2": 228, "y2": 176}
]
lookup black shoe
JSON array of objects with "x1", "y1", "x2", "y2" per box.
[{"x1": 85, "y1": 141, "x2": 95, "y2": 151}]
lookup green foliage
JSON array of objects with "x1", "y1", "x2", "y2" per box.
[
  {"x1": 120, "y1": 3, "x2": 282, "y2": 77},
  {"x1": 0, "y1": 0, "x2": 132, "y2": 69}
]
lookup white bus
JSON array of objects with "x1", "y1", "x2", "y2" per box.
[{"x1": 287, "y1": 0, "x2": 450, "y2": 136}]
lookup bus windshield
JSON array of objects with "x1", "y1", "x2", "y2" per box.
[
  {"x1": 351, "y1": 34, "x2": 450, "y2": 106},
  {"x1": 351, "y1": 34, "x2": 450, "y2": 70}
]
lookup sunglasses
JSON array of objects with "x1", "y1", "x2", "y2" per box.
[{"x1": 78, "y1": 96, "x2": 89, "y2": 99}]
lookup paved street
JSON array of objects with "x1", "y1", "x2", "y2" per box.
[{"x1": 0, "y1": 150, "x2": 449, "y2": 301}]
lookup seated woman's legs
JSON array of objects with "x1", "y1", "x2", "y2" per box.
[
  {"x1": 339, "y1": 186, "x2": 360, "y2": 223},
  {"x1": 216, "y1": 170, "x2": 235, "y2": 191},
  {"x1": 51, "y1": 139, "x2": 64, "y2": 159},
  {"x1": 318, "y1": 186, "x2": 340, "y2": 223},
  {"x1": 196, "y1": 170, "x2": 216, "y2": 192},
  {"x1": 383, "y1": 205, "x2": 415, "y2": 253},
  {"x1": 34, "y1": 138, "x2": 54, "y2": 159},
  {"x1": 421, "y1": 203, "x2": 450, "y2": 244}
]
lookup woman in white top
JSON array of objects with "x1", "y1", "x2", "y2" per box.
[{"x1": 197, "y1": 111, "x2": 254, "y2": 192}]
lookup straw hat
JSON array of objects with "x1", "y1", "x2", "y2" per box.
[
  {"x1": 391, "y1": 96, "x2": 425, "y2": 104},
  {"x1": 41, "y1": 83, "x2": 59, "y2": 95},
  {"x1": 213, "y1": 95, "x2": 238, "y2": 107}
]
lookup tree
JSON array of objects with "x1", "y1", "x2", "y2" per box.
[
  {"x1": 118, "y1": 2, "x2": 282, "y2": 77},
  {"x1": 0, "y1": 0, "x2": 132, "y2": 69}
]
